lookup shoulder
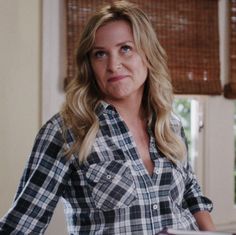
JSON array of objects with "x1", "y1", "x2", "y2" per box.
[
  {"x1": 30, "y1": 113, "x2": 77, "y2": 164},
  {"x1": 35, "y1": 113, "x2": 66, "y2": 147},
  {"x1": 39, "y1": 113, "x2": 64, "y2": 134},
  {"x1": 39, "y1": 113, "x2": 76, "y2": 152},
  {"x1": 43, "y1": 113, "x2": 64, "y2": 129}
]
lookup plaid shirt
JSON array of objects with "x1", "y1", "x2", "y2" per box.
[{"x1": 0, "y1": 102, "x2": 212, "y2": 235}]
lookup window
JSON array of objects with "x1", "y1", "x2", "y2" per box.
[
  {"x1": 174, "y1": 96, "x2": 236, "y2": 231},
  {"x1": 65, "y1": 0, "x2": 221, "y2": 95},
  {"x1": 173, "y1": 98, "x2": 192, "y2": 156},
  {"x1": 173, "y1": 96, "x2": 204, "y2": 187}
]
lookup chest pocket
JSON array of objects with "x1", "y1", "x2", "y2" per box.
[{"x1": 85, "y1": 160, "x2": 136, "y2": 211}]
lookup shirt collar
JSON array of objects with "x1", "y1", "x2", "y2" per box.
[{"x1": 95, "y1": 100, "x2": 118, "y2": 117}]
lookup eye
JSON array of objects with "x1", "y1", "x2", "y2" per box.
[
  {"x1": 121, "y1": 45, "x2": 132, "y2": 53},
  {"x1": 93, "y1": 50, "x2": 106, "y2": 59}
]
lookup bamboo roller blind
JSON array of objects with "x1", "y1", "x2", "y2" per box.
[
  {"x1": 65, "y1": 0, "x2": 221, "y2": 95},
  {"x1": 224, "y1": 0, "x2": 236, "y2": 98}
]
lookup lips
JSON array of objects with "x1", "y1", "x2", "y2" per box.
[{"x1": 107, "y1": 75, "x2": 128, "y2": 82}]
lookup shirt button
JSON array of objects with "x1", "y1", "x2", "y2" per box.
[
  {"x1": 155, "y1": 169, "x2": 159, "y2": 174},
  {"x1": 106, "y1": 175, "x2": 112, "y2": 180},
  {"x1": 153, "y1": 204, "x2": 158, "y2": 210}
]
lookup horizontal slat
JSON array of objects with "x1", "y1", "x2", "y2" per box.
[{"x1": 65, "y1": 0, "x2": 221, "y2": 95}]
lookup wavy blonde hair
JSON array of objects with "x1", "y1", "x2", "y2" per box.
[{"x1": 61, "y1": 0, "x2": 186, "y2": 163}]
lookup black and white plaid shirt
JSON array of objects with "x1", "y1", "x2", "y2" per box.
[{"x1": 0, "y1": 102, "x2": 213, "y2": 235}]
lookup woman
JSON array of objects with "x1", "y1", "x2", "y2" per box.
[{"x1": 0, "y1": 1, "x2": 215, "y2": 234}]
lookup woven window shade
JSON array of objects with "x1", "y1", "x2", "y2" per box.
[
  {"x1": 224, "y1": 0, "x2": 236, "y2": 98},
  {"x1": 65, "y1": 0, "x2": 221, "y2": 95}
]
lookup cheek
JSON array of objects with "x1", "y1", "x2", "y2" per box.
[
  {"x1": 141, "y1": 59, "x2": 148, "y2": 79},
  {"x1": 140, "y1": 63, "x2": 148, "y2": 76},
  {"x1": 91, "y1": 63, "x2": 103, "y2": 82},
  {"x1": 130, "y1": 53, "x2": 147, "y2": 70},
  {"x1": 93, "y1": 60, "x2": 106, "y2": 75},
  {"x1": 91, "y1": 62, "x2": 98, "y2": 77},
  {"x1": 134, "y1": 59, "x2": 148, "y2": 80},
  {"x1": 92, "y1": 67, "x2": 106, "y2": 92},
  {"x1": 90, "y1": 59, "x2": 105, "y2": 91}
]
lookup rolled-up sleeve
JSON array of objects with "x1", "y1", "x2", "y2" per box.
[
  {"x1": 180, "y1": 127, "x2": 213, "y2": 214},
  {"x1": 183, "y1": 160, "x2": 213, "y2": 214},
  {"x1": 0, "y1": 117, "x2": 71, "y2": 234}
]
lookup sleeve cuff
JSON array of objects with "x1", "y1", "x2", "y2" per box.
[{"x1": 185, "y1": 196, "x2": 213, "y2": 214}]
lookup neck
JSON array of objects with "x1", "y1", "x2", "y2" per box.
[{"x1": 105, "y1": 95, "x2": 145, "y2": 123}]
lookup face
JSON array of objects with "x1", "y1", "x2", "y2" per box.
[{"x1": 89, "y1": 20, "x2": 148, "y2": 103}]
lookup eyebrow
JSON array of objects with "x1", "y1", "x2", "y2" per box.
[{"x1": 92, "y1": 40, "x2": 134, "y2": 50}]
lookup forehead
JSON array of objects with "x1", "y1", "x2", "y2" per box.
[{"x1": 93, "y1": 20, "x2": 134, "y2": 46}]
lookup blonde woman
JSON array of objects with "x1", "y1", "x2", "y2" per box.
[{"x1": 0, "y1": 1, "x2": 215, "y2": 234}]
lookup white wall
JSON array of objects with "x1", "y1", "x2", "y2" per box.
[
  {"x1": 0, "y1": 0, "x2": 41, "y2": 217},
  {"x1": 0, "y1": 1, "x2": 67, "y2": 234},
  {"x1": 204, "y1": 97, "x2": 236, "y2": 227},
  {"x1": 41, "y1": 1, "x2": 67, "y2": 234}
]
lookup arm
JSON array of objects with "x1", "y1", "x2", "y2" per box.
[
  {"x1": 0, "y1": 116, "x2": 71, "y2": 234},
  {"x1": 179, "y1": 127, "x2": 215, "y2": 230},
  {"x1": 182, "y1": 160, "x2": 215, "y2": 231},
  {"x1": 193, "y1": 211, "x2": 216, "y2": 231}
]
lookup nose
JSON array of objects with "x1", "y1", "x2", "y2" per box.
[{"x1": 107, "y1": 53, "x2": 122, "y2": 73}]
